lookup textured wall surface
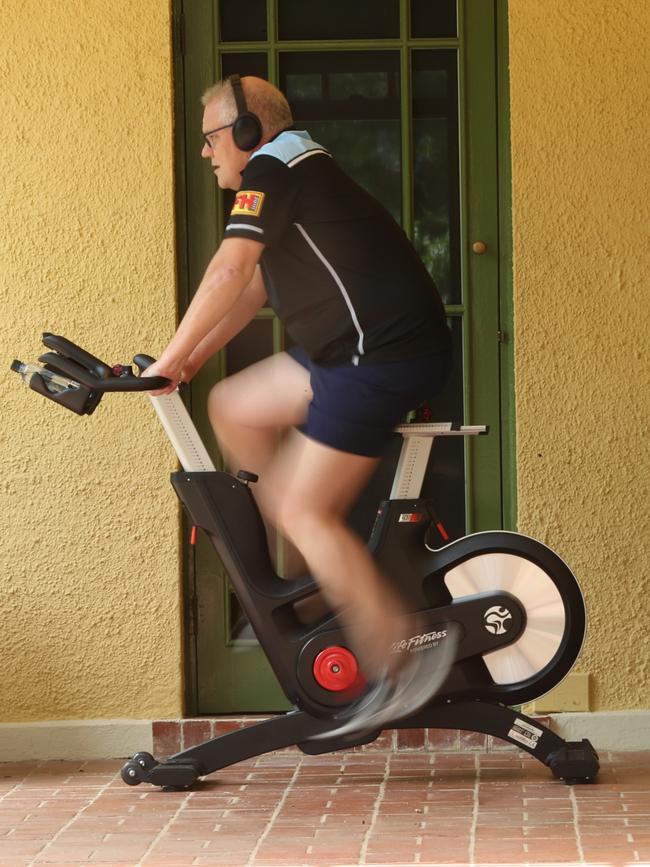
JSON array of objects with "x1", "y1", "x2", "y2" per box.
[
  {"x1": 2, "y1": 1, "x2": 648, "y2": 725},
  {"x1": 509, "y1": 1, "x2": 650, "y2": 708},
  {"x1": 1, "y1": 0, "x2": 181, "y2": 720}
]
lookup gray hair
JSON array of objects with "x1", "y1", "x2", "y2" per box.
[{"x1": 201, "y1": 77, "x2": 293, "y2": 139}]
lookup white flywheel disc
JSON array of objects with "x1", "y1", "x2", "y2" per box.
[{"x1": 444, "y1": 552, "x2": 565, "y2": 684}]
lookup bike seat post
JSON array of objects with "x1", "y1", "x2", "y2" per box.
[
  {"x1": 391, "y1": 423, "x2": 489, "y2": 499},
  {"x1": 390, "y1": 433, "x2": 434, "y2": 499}
]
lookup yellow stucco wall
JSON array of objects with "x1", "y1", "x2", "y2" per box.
[
  {"x1": 1, "y1": 1, "x2": 648, "y2": 726},
  {"x1": 509, "y1": 1, "x2": 650, "y2": 709},
  {"x1": 1, "y1": 0, "x2": 182, "y2": 720}
]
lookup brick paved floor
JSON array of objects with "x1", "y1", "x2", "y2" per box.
[{"x1": 1, "y1": 750, "x2": 649, "y2": 866}]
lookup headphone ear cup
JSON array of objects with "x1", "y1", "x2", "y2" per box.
[{"x1": 232, "y1": 113, "x2": 263, "y2": 151}]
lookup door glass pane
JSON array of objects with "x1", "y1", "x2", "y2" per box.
[
  {"x1": 412, "y1": 49, "x2": 461, "y2": 304},
  {"x1": 219, "y1": 0, "x2": 267, "y2": 42},
  {"x1": 278, "y1": 0, "x2": 399, "y2": 40},
  {"x1": 220, "y1": 52, "x2": 269, "y2": 80},
  {"x1": 280, "y1": 51, "x2": 402, "y2": 225},
  {"x1": 229, "y1": 590, "x2": 255, "y2": 640},
  {"x1": 420, "y1": 317, "x2": 465, "y2": 540},
  {"x1": 411, "y1": 0, "x2": 457, "y2": 38},
  {"x1": 225, "y1": 318, "x2": 275, "y2": 375}
]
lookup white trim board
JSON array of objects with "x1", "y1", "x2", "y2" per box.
[
  {"x1": 548, "y1": 710, "x2": 650, "y2": 751},
  {"x1": 1, "y1": 712, "x2": 649, "y2": 762},
  {"x1": 0, "y1": 719, "x2": 153, "y2": 761}
]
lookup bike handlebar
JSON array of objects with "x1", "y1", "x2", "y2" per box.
[
  {"x1": 40, "y1": 334, "x2": 170, "y2": 391},
  {"x1": 15, "y1": 333, "x2": 172, "y2": 415}
]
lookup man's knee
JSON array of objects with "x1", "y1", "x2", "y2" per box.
[
  {"x1": 207, "y1": 377, "x2": 238, "y2": 429},
  {"x1": 275, "y1": 497, "x2": 331, "y2": 547}
]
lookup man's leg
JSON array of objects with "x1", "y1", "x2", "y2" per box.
[
  {"x1": 207, "y1": 352, "x2": 313, "y2": 578},
  {"x1": 207, "y1": 351, "x2": 312, "y2": 477},
  {"x1": 256, "y1": 430, "x2": 411, "y2": 679},
  {"x1": 210, "y1": 368, "x2": 454, "y2": 732}
]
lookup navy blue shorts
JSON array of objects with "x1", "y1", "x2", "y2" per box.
[{"x1": 288, "y1": 346, "x2": 452, "y2": 458}]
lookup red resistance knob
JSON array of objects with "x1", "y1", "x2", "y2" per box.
[{"x1": 313, "y1": 646, "x2": 364, "y2": 692}]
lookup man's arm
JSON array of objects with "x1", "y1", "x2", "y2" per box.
[
  {"x1": 145, "y1": 236, "x2": 264, "y2": 389},
  {"x1": 184, "y1": 264, "x2": 267, "y2": 378}
]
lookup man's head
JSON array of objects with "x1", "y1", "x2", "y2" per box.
[{"x1": 201, "y1": 76, "x2": 293, "y2": 190}]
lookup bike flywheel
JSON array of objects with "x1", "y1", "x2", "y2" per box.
[{"x1": 444, "y1": 551, "x2": 566, "y2": 684}]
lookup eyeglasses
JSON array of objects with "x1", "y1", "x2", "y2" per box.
[{"x1": 202, "y1": 122, "x2": 234, "y2": 149}]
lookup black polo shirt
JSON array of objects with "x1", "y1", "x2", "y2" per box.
[{"x1": 224, "y1": 131, "x2": 451, "y2": 366}]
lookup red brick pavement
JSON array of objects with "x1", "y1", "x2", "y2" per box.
[{"x1": 1, "y1": 750, "x2": 649, "y2": 866}]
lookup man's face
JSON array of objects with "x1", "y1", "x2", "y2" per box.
[{"x1": 201, "y1": 98, "x2": 248, "y2": 191}]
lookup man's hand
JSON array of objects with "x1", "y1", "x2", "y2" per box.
[{"x1": 142, "y1": 355, "x2": 195, "y2": 396}]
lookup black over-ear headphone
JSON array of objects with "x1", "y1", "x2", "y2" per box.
[{"x1": 229, "y1": 74, "x2": 263, "y2": 151}]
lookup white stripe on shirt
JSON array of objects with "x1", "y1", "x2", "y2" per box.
[
  {"x1": 294, "y1": 223, "x2": 365, "y2": 360},
  {"x1": 225, "y1": 223, "x2": 265, "y2": 234},
  {"x1": 286, "y1": 149, "x2": 331, "y2": 167}
]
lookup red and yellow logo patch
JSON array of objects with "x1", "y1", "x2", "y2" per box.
[{"x1": 231, "y1": 190, "x2": 265, "y2": 217}]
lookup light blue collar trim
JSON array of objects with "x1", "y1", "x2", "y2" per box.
[{"x1": 249, "y1": 130, "x2": 329, "y2": 166}]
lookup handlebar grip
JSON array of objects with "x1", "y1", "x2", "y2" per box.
[
  {"x1": 42, "y1": 333, "x2": 113, "y2": 379},
  {"x1": 38, "y1": 352, "x2": 92, "y2": 384},
  {"x1": 133, "y1": 354, "x2": 156, "y2": 373},
  {"x1": 98, "y1": 376, "x2": 172, "y2": 392}
]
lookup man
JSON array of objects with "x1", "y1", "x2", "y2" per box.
[{"x1": 145, "y1": 76, "x2": 455, "y2": 735}]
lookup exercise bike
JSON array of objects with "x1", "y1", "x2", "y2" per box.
[{"x1": 12, "y1": 334, "x2": 599, "y2": 788}]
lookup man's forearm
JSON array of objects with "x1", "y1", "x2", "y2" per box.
[
  {"x1": 162, "y1": 265, "x2": 248, "y2": 367},
  {"x1": 186, "y1": 277, "x2": 267, "y2": 373},
  {"x1": 159, "y1": 238, "x2": 263, "y2": 369}
]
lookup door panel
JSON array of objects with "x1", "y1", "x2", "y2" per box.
[{"x1": 177, "y1": 0, "x2": 502, "y2": 712}]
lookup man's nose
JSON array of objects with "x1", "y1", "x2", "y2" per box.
[{"x1": 201, "y1": 142, "x2": 212, "y2": 159}]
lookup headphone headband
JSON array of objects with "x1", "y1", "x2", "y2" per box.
[
  {"x1": 229, "y1": 73, "x2": 247, "y2": 116},
  {"x1": 228, "y1": 73, "x2": 263, "y2": 152}
]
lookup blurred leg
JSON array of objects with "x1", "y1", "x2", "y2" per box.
[
  {"x1": 207, "y1": 351, "x2": 312, "y2": 476},
  {"x1": 258, "y1": 430, "x2": 411, "y2": 678},
  {"x1": 208, "y1": 352, "x2": 313, "y2": 577}
]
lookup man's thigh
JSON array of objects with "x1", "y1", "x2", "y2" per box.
[
  {"x1": 264, "y1": 430, "x2": 380, "y2": 522},
  {"x1": 209, "y1": 351, "x2": 313, "y2": 429}
]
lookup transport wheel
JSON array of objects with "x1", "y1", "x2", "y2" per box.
[
  {"x1": 121, "y1": 761, "x2": 145, "y2": 786},
  {"x1": 132, "y1": 751, "x2": 157, "y2": 771}
]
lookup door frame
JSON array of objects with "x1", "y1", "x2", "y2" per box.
[{"x1": 170, "y1": 0, "x2": 515, "y2": 714}]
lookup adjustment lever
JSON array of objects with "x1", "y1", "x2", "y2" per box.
[{"x1": 112, "y1": 365, "x2": 134, "y2": 377}]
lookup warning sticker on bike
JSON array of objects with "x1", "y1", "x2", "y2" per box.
[{"x1": 508, "y1": 718, "x2": 544, "y2": 750}]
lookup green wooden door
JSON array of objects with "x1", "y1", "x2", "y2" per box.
[{"x1": 174, "y1": 0, "x2": 510, "y2": 713}]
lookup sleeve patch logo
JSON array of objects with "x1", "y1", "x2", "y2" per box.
[{"x1": 231, "y1": 190, "x2": 265, "y2": 217}]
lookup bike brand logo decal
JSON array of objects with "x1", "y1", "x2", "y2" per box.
[
  {"x1": 391, "y1": 629, "x2": 448, "y2": 654},
  {"x1": 231, "y1": 191, "x2": 265, "y2": 217},
  {"x1": 398, "y1": 513, "x2": 424, "y2": 523},
  {"x1": 483, "y1": 606, "x2": 513, "y2": 635}
]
